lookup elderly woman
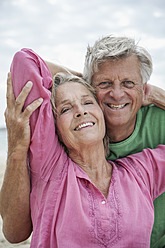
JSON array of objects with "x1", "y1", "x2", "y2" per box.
[{"x1": 1, "y1": 49, "x2": 165, "y2": 248}]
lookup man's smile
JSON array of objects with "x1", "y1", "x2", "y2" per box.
[{"x1": 106, "y1": 103, "x2": 128, "y2": 110}]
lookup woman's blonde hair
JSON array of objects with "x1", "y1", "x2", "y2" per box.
[{"x1": 51, "y1": 72, "x2": 97, "y2": 117}]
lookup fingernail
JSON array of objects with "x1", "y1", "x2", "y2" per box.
[
  {"x1": 26, "y1": 81, "x2": 33, "y2": 87},
  {"x1": 39, "y1": 98, "x2": 43, "y2": 103},
  {"x1": 7, "y1": 72, "x2": 11, "y2": 78}
]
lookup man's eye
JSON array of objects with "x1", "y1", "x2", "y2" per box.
[
  {"x1": 123, "y1": 81, "x2": 135, "y2": 88},
  {"x1": 98, "y1": 82, "x2": 112, "y2": 88}
]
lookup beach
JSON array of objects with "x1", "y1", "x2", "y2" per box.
[{"x1": 0, "y1": 129, "x2": 31, "y2": 247}]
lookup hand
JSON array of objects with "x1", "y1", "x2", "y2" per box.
[
  {"x1": 4, "y1": 73, "x2": 43, "y2": 157},
  {"x1": 142, "y1": 84, "x2": 153, "y2": 106}
]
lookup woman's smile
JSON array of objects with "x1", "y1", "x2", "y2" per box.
[
  {"x1": 55, "y1": 82, "x2": 105, "y2": 149},
  {"x1": 74, "y1": 121, "x2": 95, "y2": 131}
]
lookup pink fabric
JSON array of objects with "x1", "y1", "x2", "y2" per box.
[{"x1": 11, "y1": 49, "x2": 165, "y2": 248}]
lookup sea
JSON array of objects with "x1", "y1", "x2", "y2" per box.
[
  {"x1": 0, "y1": 128, "x2": 7, "y2": 188},
  {"x1": 0, "y1": 128, "x2": 7, "y2": 157},
  {"x1": 0, "y1": 130, "x2": 32, "y2": 246}
]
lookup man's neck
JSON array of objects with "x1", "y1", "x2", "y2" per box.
[{"x1": 107, "y1": 123, "x2": 135, "y2": 143}]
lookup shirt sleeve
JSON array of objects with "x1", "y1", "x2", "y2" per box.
[
  {"x1": 10, "y1": 48, "x2": 66, "y2": 179},
  {"x1": 120, "y1": 145, "x2": 165, "y2": 200}
]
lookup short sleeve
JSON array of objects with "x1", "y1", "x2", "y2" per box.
[
  {"x1": 10, "y1": 48, "x2": 64, "y2": 178},
  {"x1": 119, "y1": 145, "x2": 165, "y2": 200}
]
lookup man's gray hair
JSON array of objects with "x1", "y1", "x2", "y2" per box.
[{"x1": 83, "y1": 35, "x2": 153, "y2": 84}]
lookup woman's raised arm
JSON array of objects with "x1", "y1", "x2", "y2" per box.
[
  {"x1": 0, "y1": 74, "x2": 43, "y2": 243},
  {"x1": 0, "y1": 48, "x2": 57, "y2": 243}
]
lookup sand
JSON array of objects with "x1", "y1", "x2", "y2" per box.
[{"x1": 0, "y1": 153, "x2": 31, "y2": 248}]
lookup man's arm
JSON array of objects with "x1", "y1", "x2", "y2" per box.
[
  {"x1": 0, "y1": 73, "x2": 43, "y2": 243},
  {"x1": 143, "y1": 84, "x2": 165, "y2": 110},
  {"x1": 45, "y1": 60, "x2": 82, "y2": 78}
]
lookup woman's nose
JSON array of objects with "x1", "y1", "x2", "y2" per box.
[
  {"x1": 76, "y1": 112, "x2": 87, "y2": 118},
  {"x1": 74, "y1": 106, "x2": 88, "y2": 118}
]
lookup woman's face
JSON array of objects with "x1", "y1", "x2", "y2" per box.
[{"x1": 55, "y1": 82, "x2": 105, "y2": 151}]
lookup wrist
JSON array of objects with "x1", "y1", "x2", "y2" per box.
[
  {"x1": 150, "y1": 86, "x2": 162, "y2": 105},
  {"x1": 7, "y1": 147, "x2": 28, "y2": 161}
]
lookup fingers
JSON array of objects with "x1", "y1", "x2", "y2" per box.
[
  {"x1": 6, "y1": 72, "x2": 15, "y2": 110},
  {"x1": 5, "y1": 71, "x2": 43, "y2": 121},
  {"x1": 4, "y1": 72, "x2": 44, "y2": 155},
  {"x1": 23, "y1": 98, "x2": 43, "y2": 119},
  {"x1": 15, "y1": 81, "x2": 33, "y2": 115},
  {"x1": 16, "y1": 81, "x2": 43, "y2": 118},
  {"x1": 6, "y1": 73, "x2": 34, "y2": 113}
]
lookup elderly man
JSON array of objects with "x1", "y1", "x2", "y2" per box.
[
  {"x1": 83, "y1": 35, "x2": 165, "y2": 248},
  {"x1": 1, "y1": 36, "x2": 165, "y2": 248}
]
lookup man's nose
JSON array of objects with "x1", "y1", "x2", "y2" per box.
[{"x1": 109, "y1": 84, "x2": 125, "y2": 100}]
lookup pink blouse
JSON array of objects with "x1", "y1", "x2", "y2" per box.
[{"x1": 11, "y1": 48, "x2": 165, "y2": 248}]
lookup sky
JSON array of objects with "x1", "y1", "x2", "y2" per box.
[{"x1": 0, "y1": 0, "x2": 165, "y2": 128}]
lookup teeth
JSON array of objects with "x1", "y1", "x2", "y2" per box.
[
  {"x1": 75, "y1": 122, "x2": 94, "y2": 131},
  {"x1": 108, "y1": 104, "x2": 126, "y2": 109}
]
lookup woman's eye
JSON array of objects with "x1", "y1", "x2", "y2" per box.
[
  {"x1": 61, "y1": 107, "x2": 70, "y2": 114},
  {"x1": 85, "y1": 101, "x2": 93, "y2": 105},
  {"x1": 123, "y1": 81, "x2": 134, "y2": 88}
]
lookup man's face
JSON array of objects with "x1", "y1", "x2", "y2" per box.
[{"x1": 91, "y1": 55, "x2": 146, "y2": 133}]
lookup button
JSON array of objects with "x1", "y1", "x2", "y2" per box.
[{"x1": 101, "y1": 200, "x2": 106, "y2": 205}]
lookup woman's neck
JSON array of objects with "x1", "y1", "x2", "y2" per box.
[
  {"x1": 69, "y1": 141, "x2": 106, "y2": 169},
  {"x1": 69, "y1": 142, "x2": 113, "y2": 198}
]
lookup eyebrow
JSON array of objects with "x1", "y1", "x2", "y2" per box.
[
  {"x1": 95, "y1": 72, "x2": 138, "y2": 80},
  {"x1": 59, "y1": 94, "x2": 92, "y2": 105}
]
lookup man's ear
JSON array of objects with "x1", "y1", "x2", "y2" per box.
[
  {"x1": 143, "y1": 82, "x2": 147, "y2": 99},
  {"x1": 142, "y1": 82, "x2": 152, "y2": 106},
  {"x1": 143, "y1": 82, "x2": 147, "y2": 92}
]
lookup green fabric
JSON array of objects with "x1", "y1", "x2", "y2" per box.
[{"x1": 107, "y1": 105, "x2": 165, "y2": 248}]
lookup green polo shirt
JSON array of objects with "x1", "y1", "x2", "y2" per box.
[{"x1": 107, "y1": 105, "x2": 165, "y2": 248}]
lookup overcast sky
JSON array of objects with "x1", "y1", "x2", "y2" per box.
[{"x1": 0, "y1": 0, "x2": 165, "y2": 127}]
